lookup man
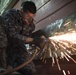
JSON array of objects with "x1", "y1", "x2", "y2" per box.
[{"x1": 0, "y1": 1, "x2": 37, "y2": 75}]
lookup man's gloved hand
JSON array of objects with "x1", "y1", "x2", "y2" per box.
[{"x1": 25, "y1": 37, "x2": 34, "y2": 43}]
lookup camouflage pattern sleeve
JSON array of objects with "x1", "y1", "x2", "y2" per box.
[
  {"x1": 0, "y1": 16, "x2": 7, "y2": 48},
  {"x1": 7, "y1": 17, "x2": 28, "y2": 42},
  {"x1": 2, "y1": 9, "x2": 28, "y2": 42}
]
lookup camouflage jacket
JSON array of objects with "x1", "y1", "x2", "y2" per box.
[{"x1": 2, "y1": 9, "x2": 35, "y2": 42}]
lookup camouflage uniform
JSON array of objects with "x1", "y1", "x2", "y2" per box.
[
  {"x1": 2, "y1": 9, "x2": 36, "y2": 75},
  {"x1": 0, "y1": 16, "x2": 8, "y2": 68},
  {"x1": 0, "y1": 16, "x2": 7, "y2": 50}
]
